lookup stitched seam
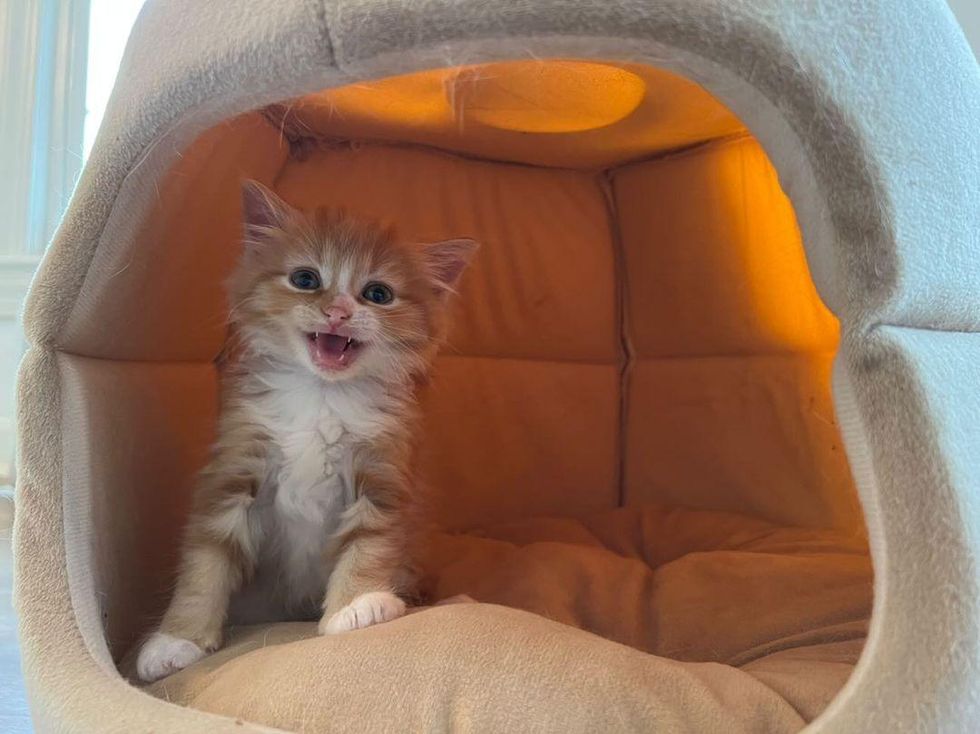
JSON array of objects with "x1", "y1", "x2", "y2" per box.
[
  {"x1": 598, "y1": 171, "x2": 632, "y2": 508},
  {"x1": 614, "y1": 131, "x2": 754, "y2": 169}
]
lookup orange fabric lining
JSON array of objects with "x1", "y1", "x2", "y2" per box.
[
  {"x1": 272, "y1": 130, "x2": 857, "y2": 531},
  {"x1": 74, "y1": 61, "x2": 859, "y2": 536},
  {"x1": 614, "y1": 139, "x2": 839, "y2": 358},
  {"x1": 613, "y1": 138, "x2": 858, "y2": 532}
]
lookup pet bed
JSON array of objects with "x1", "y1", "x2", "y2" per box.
[{"x1": 14, "y1": 0, "x2": 980, "y2": 732}]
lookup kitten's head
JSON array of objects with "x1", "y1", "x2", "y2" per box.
[{"x1": 229, "y1": 180, "x2": 477, "y2": 384}]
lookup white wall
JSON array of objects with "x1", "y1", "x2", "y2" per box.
[
  {"x1": 949, "y1": 0, "x2": 980, "y2": 58},
  {"x1": 0, "y1": 1, "x2": 88, "y2": 488}
]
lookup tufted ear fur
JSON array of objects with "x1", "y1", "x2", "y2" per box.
[
  {"x1": 420, "y1": 238, "x2": 479, "y2": 293},
  {"x1": 241, "y1": 179, "x2": 297, "y2": 245}
]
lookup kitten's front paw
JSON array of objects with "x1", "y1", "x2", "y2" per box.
[
  {"x1": 319, "y1": 591, "x2": 406, "y2": 635},
  {"x1": 136, "y1": 632, "x2": 206, "y2": 683}
]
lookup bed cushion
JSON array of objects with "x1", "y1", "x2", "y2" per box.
[{"x1": 141, "y1": 505, "x2": 871, "y2": 732}]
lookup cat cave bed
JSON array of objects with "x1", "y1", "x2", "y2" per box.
[{"x1": 14, "y1": 0, "x2": 980, "y2": 732}]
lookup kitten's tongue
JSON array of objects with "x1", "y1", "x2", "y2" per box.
[
  {"x1": 318, "y1": 333, "x2": 349, "y2": 357},
  {"x1": 308, "y1": 332, "x2": 360, "y2": 370}
]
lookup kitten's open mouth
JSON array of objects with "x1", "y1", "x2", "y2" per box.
[{"x1": 305, "y1": 331, "x2": 365, "y2": 371}]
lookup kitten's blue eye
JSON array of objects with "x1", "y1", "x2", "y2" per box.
[
  {"x1": 289, "y1": 268, "x2": 321, "y2": 290},
  {"x1": 362, "y1": 282, "x2": 394, "y2": 305}
]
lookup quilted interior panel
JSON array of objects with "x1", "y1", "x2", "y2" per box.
[
  {"x1": 416, "y1": 357, "x2": 621, "y2": 528},
  {"x1": 613, "y1": 139, "x2": 860, "y2": 530}
]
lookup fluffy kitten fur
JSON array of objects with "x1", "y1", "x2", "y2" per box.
[{"x1": 136, "y1": 181, "x2": 477, "y2": 683}]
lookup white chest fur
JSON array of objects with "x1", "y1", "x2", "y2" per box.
[{"x1": 231, "y1": 370, "x2": 397, "y2": 621}]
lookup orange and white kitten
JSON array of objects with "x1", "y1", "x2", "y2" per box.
[{"x1": 136, "y1": 181, "x2": 477, "y2": 683}]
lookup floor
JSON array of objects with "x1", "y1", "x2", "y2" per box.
[{"x1": 0, "y1": 494, "x2": 32, "y2": 732}]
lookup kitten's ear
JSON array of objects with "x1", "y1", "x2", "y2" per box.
[
  {"x1": 421, "y1": 238, "x2": 479, "y2": 293},
  {"x1": 241, "y1": 179, "x2": 295, "y2": 239}
]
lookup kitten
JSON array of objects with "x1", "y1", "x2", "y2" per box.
[{"x1": 136, "y1": 181, "x2": 477, "y2": 683}]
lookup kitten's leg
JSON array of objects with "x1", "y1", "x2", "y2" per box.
[
  {"x1": 136, "y1": 495, "x2": 257, "y2": 682},
  {"x1": 319, "y1": 459, "x2": 414, "y2": 635},
  {"x1": 163, "y1": 504, "x2": 253, "y2": 650},
  {"x1": 137, "y1": 419, "x2": 266, "y2": 682}
]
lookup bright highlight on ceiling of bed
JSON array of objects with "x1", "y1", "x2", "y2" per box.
[
  {"x1": 291, "y1": 60, "x2": 749, "y2": 167},
  {"x1": 444, "y1": 61, "x2": 646, "y2": 133}
]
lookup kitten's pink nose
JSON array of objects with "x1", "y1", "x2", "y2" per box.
[{"x1": 322, "y1": 297, "x2": 354, "y2": 325}]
